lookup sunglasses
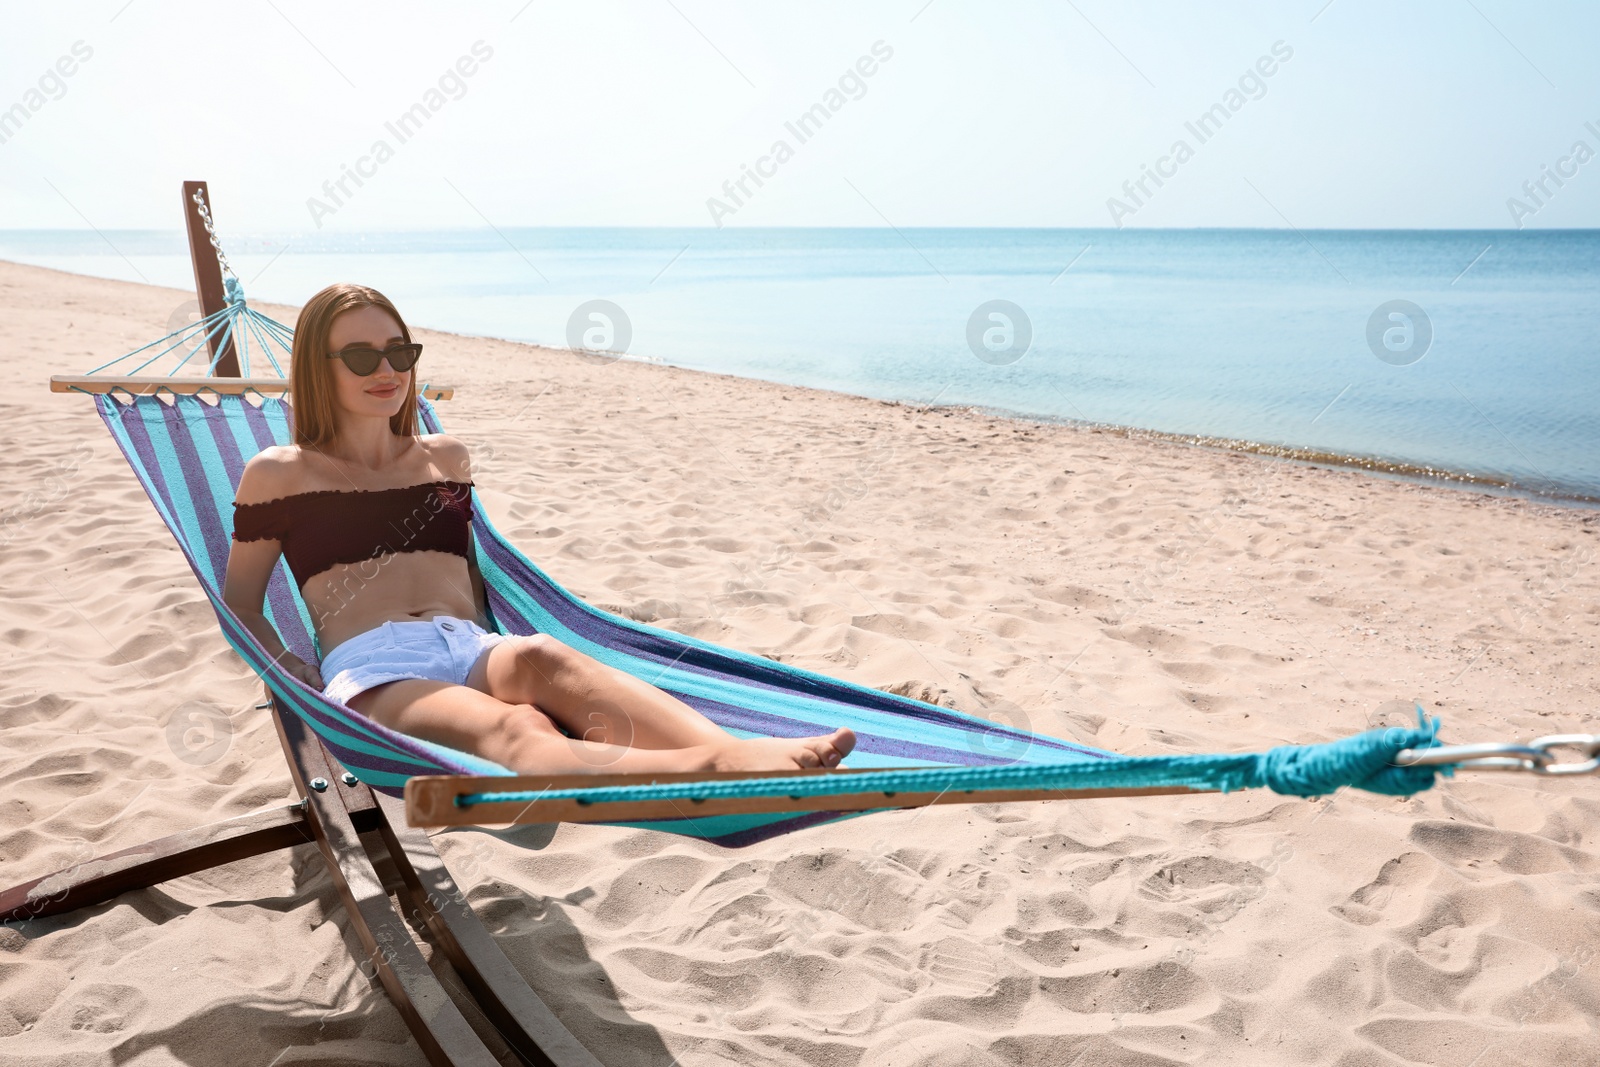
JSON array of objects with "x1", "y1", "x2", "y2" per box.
[{"x1": 327, "y1": 342, "x2": 423, "y2": 376}]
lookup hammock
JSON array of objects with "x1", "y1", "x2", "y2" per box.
[{"x1": 82, "y1": 374, "x2": 1461, "y2": 847}]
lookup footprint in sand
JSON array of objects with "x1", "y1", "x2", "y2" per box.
[
  {"x1": 919, "y1": 935, "x2": 1000, "y2": 996},
  {"x1": 859, "y1": 1022, "x2": 1008, "y2": 1067},
  {"x1": 1329, "y1": 851, "x2": 1435, "y2": 927},
  {"x1": 1035, "y1": 958, "x2": 1212, "y2": 1016},
  {"x1": 64, "y1": 983, "x2": 147, "y2": 1035}
]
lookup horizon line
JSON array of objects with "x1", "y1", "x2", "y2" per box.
[{"x1": 4, "y1": 224, "x2": 1599, "y2": 234}]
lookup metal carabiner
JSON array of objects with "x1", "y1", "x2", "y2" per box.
[{"x1": 1526, "y1": 735, "x2": 1600, "y2": 777}]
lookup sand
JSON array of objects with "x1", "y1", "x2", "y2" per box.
[{"x1": 2, "y1": 257, "x2": 1598, "y2": 1066}]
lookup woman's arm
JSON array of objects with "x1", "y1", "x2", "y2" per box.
[
  {"x1": 222, "y1": 452, "x2": 322, "y2": 687},
  {"x1": 225, "y1": 542, "x2": 322, "y2": 686}
]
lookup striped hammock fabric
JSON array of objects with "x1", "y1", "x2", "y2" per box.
[{"x1": 90, "y1": 388, "x2": 1139, "y2": 846}]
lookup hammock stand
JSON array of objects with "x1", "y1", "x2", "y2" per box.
[{"x1": 7, "y1": 181, "x2": 1596, "y2": 1067}]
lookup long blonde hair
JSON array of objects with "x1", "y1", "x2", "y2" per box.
[{"x1": 289, "y1": 282, "x2": 418, "y2": 448}]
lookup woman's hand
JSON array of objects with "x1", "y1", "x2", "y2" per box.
[{"x1": 284, "y1": 658, "x2": 324, "y2": 690}]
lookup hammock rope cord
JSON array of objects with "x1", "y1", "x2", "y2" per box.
[
  {"x1": 462, "y1": 718, "x2": 1446, "y2": 810},
  {"x1": 83, "y1": 275, "x2": 291, "y2": 381},
  {"x1": 74, "y1": 277, "x2": 1459, "y2": 846}
]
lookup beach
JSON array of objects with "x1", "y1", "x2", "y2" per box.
[{"x1": 3, "y1": 256, "x2": 1598, "y2": 1065}]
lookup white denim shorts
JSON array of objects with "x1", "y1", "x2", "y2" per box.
[{"x1": 320, "y1": 615, "x2": 507, "y2": 707}]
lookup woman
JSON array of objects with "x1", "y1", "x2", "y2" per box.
[{"x1": 221, "y1": 282, "x2": 855, "y2": 775}]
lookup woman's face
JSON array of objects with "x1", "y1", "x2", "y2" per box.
[{"x1": 326, "y1": 304, "x2": 411, "y2": 415}]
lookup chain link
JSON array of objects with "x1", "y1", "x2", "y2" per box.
[{"x1": 190, "y1": 188, "x2": 237, "y2": 280}]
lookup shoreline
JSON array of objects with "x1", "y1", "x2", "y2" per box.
[
  {"x1": 977, "y1": 405, "x2": 1600, "y2": 511},
  {"x1": 6, "y1": 250, "x2": 1594, "y2": 510},
  {"x1": 448, "y1": 317, "x2": 1600, "y2": 513}
]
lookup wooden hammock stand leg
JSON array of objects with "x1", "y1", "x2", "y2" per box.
[{"x1": 1, "y1": 688, "x2": 602, "y2": 1067}]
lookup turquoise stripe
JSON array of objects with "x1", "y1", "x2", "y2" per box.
[
  {"x1": 131, "y1": 400, "x2": 216, "y2": 580},
  {"x1": 260, "y1": 398, "x2": 294, "y2": 446},
  {"x1": 339, "y1": 768, "x2": 413, "y2": 790},
  {"x1": 408, "y1": 736, "x2": 514, "y2": 776},
  {"x1": 97, "y1": 397, "x2": 184, "y2": 540}
]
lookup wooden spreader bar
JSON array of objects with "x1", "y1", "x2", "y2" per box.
[
  {"x1": 49, "y1": 374, "x2": 454, "y2": 400},
  {"x1": 404, "y1": 767, "x2": 1209, "y2": 828}
]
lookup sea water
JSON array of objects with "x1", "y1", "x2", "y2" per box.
[{"x1": 5, "y1": 227, "x2": 1595, "y2": 500}]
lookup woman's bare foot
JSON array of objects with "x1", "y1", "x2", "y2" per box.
[{"x1": 707, "y1": 727, "x2": 856, "y2": 772}]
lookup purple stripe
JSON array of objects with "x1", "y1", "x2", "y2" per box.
[
  {"x1": 159, "y1": 397, "x2": 234, "y2": 594},
  {"x1": 419, "y1": 399, "x2": 443, "y2": 433},
  {"x1": 711, "y1": 809, "x2": 856, "y2": 847},
  {"x1": 243, "y1": 391, "x2": 284, "y2": 454},
  {"x1": 204, "y1": 397, "x2": 251, "y2": 498}
]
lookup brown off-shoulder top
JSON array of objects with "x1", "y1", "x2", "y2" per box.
[{"x1": 231, "y1": 480, "x2": 474, "y2": 590}]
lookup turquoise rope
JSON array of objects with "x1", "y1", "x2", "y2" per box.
[
  {"x1": 85, "y1": 277, "x2": 293, "y2": 380},
  {"x1": 123, "y1": 311, "x2": 230, "y2": 376},
  {"x1": 204, "y1": 319, "x2": 237, "y2": 376},
  {"x1": 239, "y1": 309, "x2": 288, "y2": 377},
  {"x1": 87, "y1": 306, "x2": 226, "y2": 375},
  {"x1": 459, "y1": 715, "x2": 1450, "y2": 810}
]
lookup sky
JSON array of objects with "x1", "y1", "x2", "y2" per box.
[{"x1": 2, "y1": 0, "x2": 1598, "y2": 232}]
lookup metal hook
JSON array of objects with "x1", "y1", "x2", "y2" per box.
[
  {"x1": 1394, "y1": 734, "x2": 1600, "y2": 775},
  {"x1": 1393, "y1": 742, "x2": 1552, "y2": 772}
]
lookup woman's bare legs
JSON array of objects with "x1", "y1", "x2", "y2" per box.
[
  {"x1": 472, "y1": 634, "x2": 738, "y2": 750},
  {"x1": 348, "y1": 634, "x2": 856, "y2": 775}
]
